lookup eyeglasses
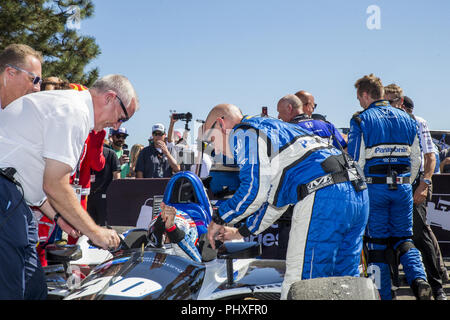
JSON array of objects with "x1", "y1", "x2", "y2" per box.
[
  {"x1": 312, "y1": 103, "x2": 317, "y2": 110},
  {"x1": 152, "y1": 131, "x2": 164, "y2": 136},
  {"x1": 6, "y1": 63, "x2": 42, "y2": 86},
  {"x1": 114, "y1": 134, "x2": 127, "y2": 139},
  {"x1": 115, "y1": 95, "x2": 129, "y2": 123}
]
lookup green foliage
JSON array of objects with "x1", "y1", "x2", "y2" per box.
[{"x1": 0, "y1": 0, "x2": 100, "y2": 86}]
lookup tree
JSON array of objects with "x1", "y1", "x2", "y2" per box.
[{"x1": 0, "y1": 0, "x2": 100, "y2": 86}]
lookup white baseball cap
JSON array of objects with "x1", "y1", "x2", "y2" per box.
[{"x1": 151, "y1": 123, "x2": 166, "y2": 137}]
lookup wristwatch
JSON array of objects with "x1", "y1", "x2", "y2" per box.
[{"x1": 421, "y1": 178, "x2": 432, "y2": 186}]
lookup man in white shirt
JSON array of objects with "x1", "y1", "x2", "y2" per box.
[
  {"x1": 0, "y1": 74, "x2": 139, "y2": 299},
  {"x1": 399, "y1": 95, "x2": 447, "y2": 300}
]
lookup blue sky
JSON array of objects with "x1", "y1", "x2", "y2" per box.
[{"x1": 79, "y1": 0, "x2": 450, "y2": 148}]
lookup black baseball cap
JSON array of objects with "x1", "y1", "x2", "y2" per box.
[{"x1": 403, "y1": 96, "x2": 414, "y2": 111}]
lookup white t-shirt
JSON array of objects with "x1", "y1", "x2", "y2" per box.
[
  {"x1": 415, "y1": 115, "x2": 434, "y2": 172},
  {"x1": 0, "y1": 90, "x2": 94, "y2": 205}
]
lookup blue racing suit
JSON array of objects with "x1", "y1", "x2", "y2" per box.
[
  {"x1": 347, "y1": 100, "x2": 426, "y2": 300},
  {"x1": 214, "y1": 116, "x2": 370, "y2": 299},
  {"x1": 290, "y1": 114, "x2": 348, "y2": 149}
]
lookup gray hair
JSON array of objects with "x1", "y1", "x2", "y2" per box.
[
  {"x1": 91, "y1": 74, "x2": 139, "y2": 110},
  {"x1": 279, "y1": 94, "x2": 303, "y2": 111}
]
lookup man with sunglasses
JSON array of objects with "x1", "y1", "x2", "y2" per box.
[
  {"x1": 0, "y1": 44, "x2": 43, "y2": 109},
  {"x1": 110, "y1": 127, "x2": 130, "y2": 178},
  {"x1": 0, "y1": 74, "x2": 138, "y2": 299},
  {"x1": 136, "y1": 123, "x2": 180, "y2": 178}
]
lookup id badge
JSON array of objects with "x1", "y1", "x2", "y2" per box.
[{"x1": 72, "y1": 184, "x2": 82, "y2": 202}]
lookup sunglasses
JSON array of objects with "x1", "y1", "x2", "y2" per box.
[
  {"x1": 152, "y1": 131, "x2": 164, "y2": 136},
  {"x1": 6, "y1": 63, "x2": 42, "y2": 86},
  {"x1": 115, "y1": 95, "x2": 129, "y2": 123},
  {"x1": 114, "y1": 134, "x2": 127, "y2": 139}
]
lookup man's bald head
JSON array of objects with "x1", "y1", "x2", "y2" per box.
[
  {"x1": 277, "y1": 94, "x2": 303, "y2": 122},
  {"x1": 204, "y1": 103, "x2": 243, "y2": 131},
  {"x1": 203, "y1": 103, "x2": 243, "y2": 159},
  {"x1": 294, "y1": 90, "x2": 316, "y2": 116}
]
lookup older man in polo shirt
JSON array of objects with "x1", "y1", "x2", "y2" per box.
[{"x1": 0, "y1": 74, "x2": 139, "y2": 299}]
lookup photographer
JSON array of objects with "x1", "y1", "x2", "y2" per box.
[
  {"x1": 109, "y1": 127, "x2": 130, "y2": 178},
  {"x1": 135, "y1": 123, "x2": 180, "y2": 178},
  {"x1": 168, "y1": 112, "x2": 195, "y2": 171}
]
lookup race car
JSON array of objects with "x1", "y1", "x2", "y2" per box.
[
  {"x1": 45, "y1": 171, "x2": 378, "y2": 300},
  {"x1": 44, "y1": 171, "x2": 285, "y2": 300}
]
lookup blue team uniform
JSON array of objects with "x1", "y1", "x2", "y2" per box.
[
  {"x1": 214, "y1": 116, "x2": 369, "y2": 299},
  {"x1": 347, "y1": 100, "x2": 427, "y2": 300}
]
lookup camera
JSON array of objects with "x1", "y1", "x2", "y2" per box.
[{"x1": 172, "y1": 112, "x2": 192, "y2": 122}]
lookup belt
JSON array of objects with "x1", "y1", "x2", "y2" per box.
[
  {"x1": 366, "y1": 176, "x2": 410, "y2": 184},
  {"x1": 297, "y1": 169, "x2": 356, "y2": 201}
]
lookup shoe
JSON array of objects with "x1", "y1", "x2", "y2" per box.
[
  {"x1": 412, "y1": 279, "x2": 432, "y2": 300},
  {"x1": 433, "y1": 288, "x2": 447, "y2": 300}
]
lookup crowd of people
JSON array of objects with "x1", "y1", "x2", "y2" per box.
[{"x1": 0, "y1": 43, "x2": 449, "y2": 301}]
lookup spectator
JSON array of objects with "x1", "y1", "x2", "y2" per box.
[
  {"x1": 40, "y1": 76, "x2": 70, "y2": 91},
  {"x1": 0, "y1": 43, "x2": 42, "y2": 109},
  {"x1": 396, "y1": 93, "x2": 447, "y2": 300},
  {"x1": 0, "y1": 73, "x2": 138, "y2": 299},
  {"x1": 168, "y1": 114, "x2": 194, "y2": 171},
  {"x1": 277, "y1": 93, "x2": 347, "y2": 149},
  {"x1": 109, "y1": 127, "x2": 130, "y2": 178},
  {"x1": 347, "y1": 74, "x2": 430, "y2": 300},
  {"x1": 87, "y1": 145, "x2": 121, "y2": 225},
  {"x1": 136, "y1": 123, "x2": 181, "y2": 178},
  {"x1": 205, "y1": 103, "x2": 369, "y2": 300},
  {"x1": 127, "y1": 143, "x2": 144, "y2": 178}
]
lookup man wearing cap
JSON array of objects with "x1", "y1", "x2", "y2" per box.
[
  {"x1": 110, "y1": 127, "x2": 130, "y2": 178},
  {"x1": 394, "y1": 91, "x2": 447, "y2": 300},
  {"x1": 136, "y1": 123, "x2": 180, "y2": 178}
]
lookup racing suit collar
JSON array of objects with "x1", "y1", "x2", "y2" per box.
[
  {"x1": 368, "y1": 100, "x2": 390, "y2": 109},
  {"x1": 290, "y1": 113, "x2": 311, "y2": 123}
]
